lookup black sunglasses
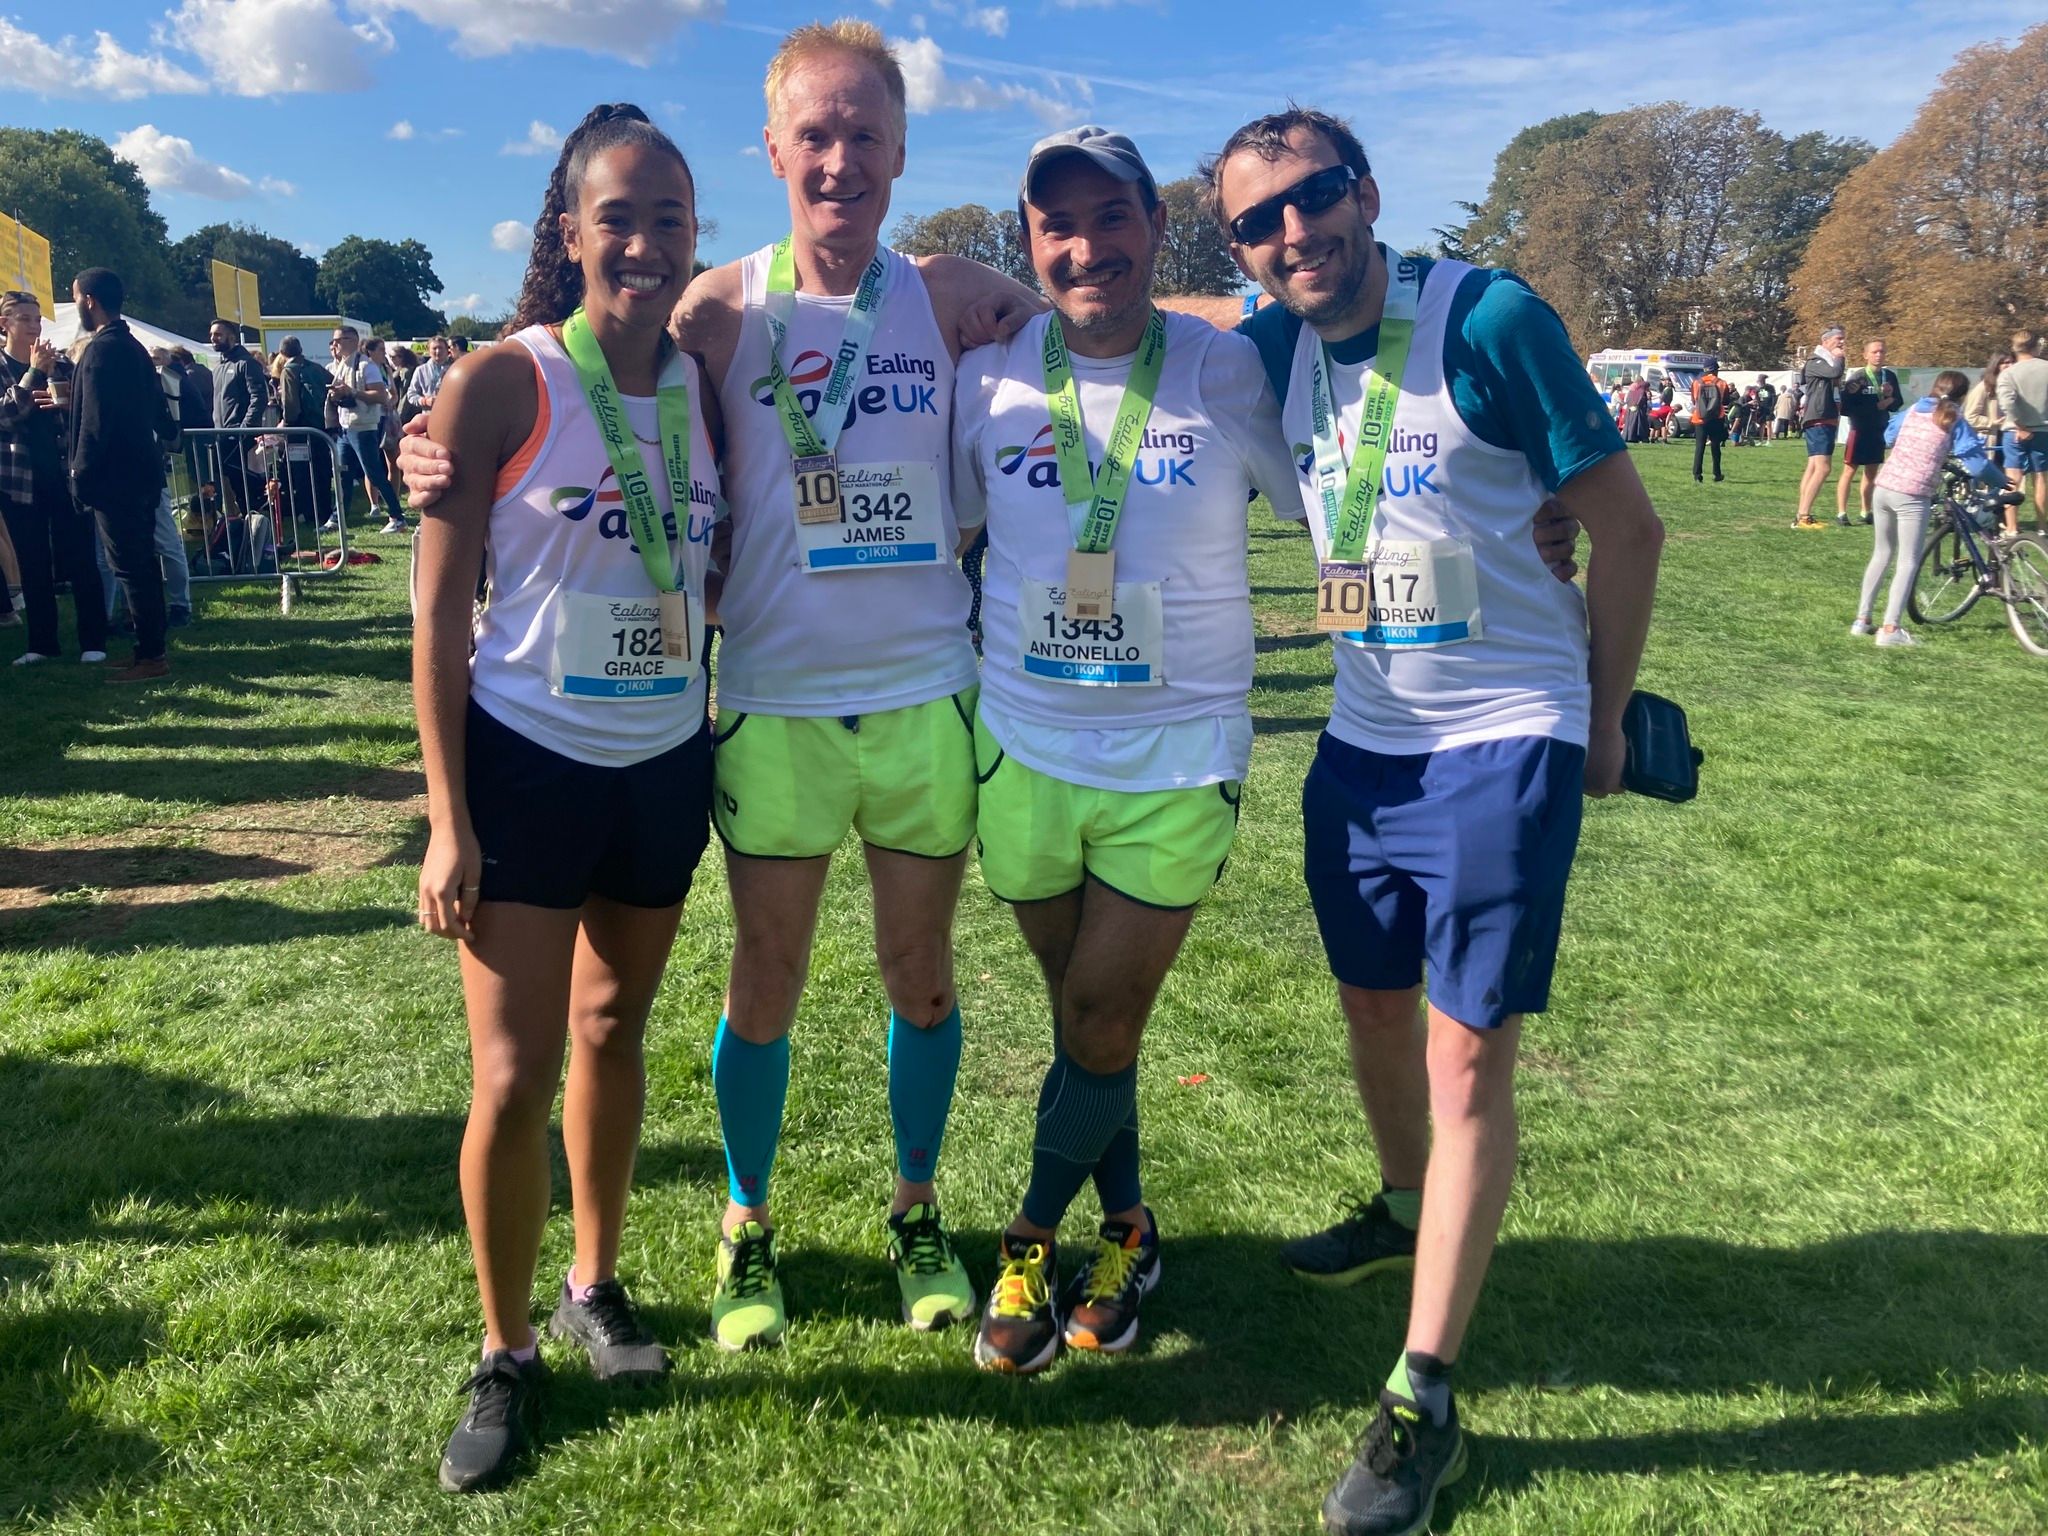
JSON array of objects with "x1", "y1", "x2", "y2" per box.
[{"x1": 1228, "y1": 164, "x2": 1358, "y2": 246}]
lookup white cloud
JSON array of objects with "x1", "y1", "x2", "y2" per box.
[
  {"x1": 740, "y1": 144, "x2": 763, "y2": 157},
  {"x1": 112, "y1": 124, "x2": 294, "y2": 199},
  {"x1": 0, "y1": 20, "x2": 208, "y2": 99},
  {"x1": 895, "y1": 35, "x2": 1072, "y2": 125},
  {"x1": 502, "y1": 120, "x2": 561, "y2": 156},
  {"x1": 360, "y1": 0, "x2": 722, "y2": 65},
  {"x1": 963, "y1": 6, "x2": 1007, "y2": 36},
  {"x1": 444, "y1": 292, "x2": 486, "y2": 315},
  {"x1": 388, "y1": 119, "x2": 416, "y2": 140},
  {"x1": 167, "y1": 0, "x2": 389, "y2": 95},
  {"x1": 491, "y1": 219, "x2": 531, "y2": 252}
]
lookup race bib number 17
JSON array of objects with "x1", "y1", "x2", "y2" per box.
[{"x1": 1317, "y1": 537, "x2": 1483, "y2": 648}]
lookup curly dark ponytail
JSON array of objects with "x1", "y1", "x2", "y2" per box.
[{"x1": 508, "y1": 103, "x2": 695, "y2": 335}]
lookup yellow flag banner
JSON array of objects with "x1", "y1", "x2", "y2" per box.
[
  {"x1": 209, "y1": 260, "x2": 262, "y2": 329},
  {"x1": 0, "y1": 213, "x2": 55, "y2": 315}
]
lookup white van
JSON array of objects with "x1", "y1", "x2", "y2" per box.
[{"x1": 1586, "y1": 348, "x2": 1715, "y2": 437}]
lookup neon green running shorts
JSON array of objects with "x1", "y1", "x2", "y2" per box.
[
  {"x1": 713, "y1": 688, "x2": 979, "y2": 860},
  {"x1": 973, "y1": 711, "x2": 1242, "y2": 910}
]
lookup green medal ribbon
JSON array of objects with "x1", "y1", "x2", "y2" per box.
[
  {"x1": 1307, "y1": 248, "x2": 1421, "y2": 561},
  {"x1": 560, "y1": 308, "x2": 692, "y2": 596},
  {"x1": 762, "y1": 236, "x2": 889, "y2": 458},
  {"x1": 1042, "y1": 308, "x2": 1166, "y2": 552}
]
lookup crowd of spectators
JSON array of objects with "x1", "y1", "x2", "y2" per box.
[{"x1": 0, "y1": 264, "x2": 465, "y2": 681}]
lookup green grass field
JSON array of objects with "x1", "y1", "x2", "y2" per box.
[{"x1": 3, "y1": 444, "x2": 2045, "y2": 1535}]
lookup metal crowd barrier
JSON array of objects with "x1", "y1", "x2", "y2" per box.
[{"x1": 175, "y1": 426, "x2": 350, "y2": 612}]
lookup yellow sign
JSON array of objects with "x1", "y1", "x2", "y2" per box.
[
  {"x1": 209, "y1": 260, "x2": 262, "y2": 330},
  {"x1": 0, "y1": 212, "x2": 55, "y2": 315}
]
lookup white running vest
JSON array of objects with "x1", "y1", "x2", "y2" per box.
[
  {"x1": 1283, "y1": 260, "x2": 1591, "y2": 753},
  {"x1": 468, "y1": 324, "x2": 719, "y2": 767},
  {"x1": 960, "y1": 312, "x2": 1285, "y2": 788},
  {"x1": 715, "y1": 244, "x2": 977, "y2": 716}
]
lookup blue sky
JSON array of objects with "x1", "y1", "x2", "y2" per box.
[{"x1": 2, "y1": 0, "x2": 2039, "y2": 323}]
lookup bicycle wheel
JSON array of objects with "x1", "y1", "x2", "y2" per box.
[
  {"x1": 1909, "y1": 516, "x2": 1982, "y2": 624},
  {"x1": 2001, "y1": 535, "x2": 2048, "y2": 656}
]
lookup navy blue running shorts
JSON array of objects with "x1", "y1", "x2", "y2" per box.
[
  {"x1": 1803, "y1": 423, "x2": 1838, "y2": 458},
  {"x1": 1301, "y1": 731, "x2": 1585, "y2": 1029},
  {"x1": 1843, "y1": 425, "x2": 1886, "y2": 468},
  {"x1": 465, "y1": 700, "x2": 712, "y2": 910}
]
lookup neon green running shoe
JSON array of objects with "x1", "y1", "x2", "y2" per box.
[
  {"x1": 887, "y1": 1202, "x2": 976, "y2": 1332},
  {"x1": 711, "y1": 1220, "x2": 785, "y2": 1351}
]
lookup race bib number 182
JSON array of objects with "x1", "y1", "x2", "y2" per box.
[{"x1": 550, "y1": 590, "x2": 700, "y2": 700}]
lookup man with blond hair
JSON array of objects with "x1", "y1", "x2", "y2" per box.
[
  {"x1": 399, "y1": 20, "x2": 1040, "y2": 1352},
  {"x1": 1998, "y1": 329, "x2": 2048, "y2": 530}
]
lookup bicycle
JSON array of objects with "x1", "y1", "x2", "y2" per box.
[{"x1": 1908, "y1": 465, "x2": 2048, "y2": 656}]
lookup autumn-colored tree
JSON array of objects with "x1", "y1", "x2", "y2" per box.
[
  {"x1": 1791, "y1": 22, "x2": 2048, "y2": 364},
  {"x1": 1508, "y1": 103, "x2": 1868, "y2": 363}
]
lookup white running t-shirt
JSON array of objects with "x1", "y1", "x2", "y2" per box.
[
  {"x1": 714, "y1": 243, "x2": 978, "y2": 717},
  {"x1": 954, "y1": 310, "x2": 1302, "y2": 791},
  {"x1": 468, "y1": 324, "x2": 720, "y2": 767}
]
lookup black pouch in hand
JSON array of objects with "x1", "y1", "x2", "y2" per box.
[{"x1": 1620, "y1": 690, "x2": 1701, "y2": 802}]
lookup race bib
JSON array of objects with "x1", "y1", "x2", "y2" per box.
[
  {"x1": 794, "y1": 461, "x2": 944, "y2": 573},
  {"x1": 550, "y1": 590, "x2": 700, "y2": 700},
  {"x1": 1318, "y1": 538, "x2": 1483, "y2": 649},
  {"x1": 1019, "y1": 578, "x2": 1164, "y2": 686}
]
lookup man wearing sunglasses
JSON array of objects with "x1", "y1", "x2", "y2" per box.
[{"x1": 1206, "y1": 108, "x2": 1664, "y2": 1536}]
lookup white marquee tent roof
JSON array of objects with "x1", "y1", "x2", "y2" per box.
[{"x1": 42, "y1": 303, "x2": 218, "y2": 367}]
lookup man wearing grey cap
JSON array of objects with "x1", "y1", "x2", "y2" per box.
[
  {"x1": 956, "y1": 125, "x2": 1303, "y2": 1374},
  {"x1": 1795, "y1": 324, "x2": 1848, "y2": 528}
]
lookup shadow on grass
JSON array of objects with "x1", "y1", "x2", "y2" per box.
[
  {"x1": 1253, "y1": 715, "x2": 1328, "y2": 736},
  {"x1": 622, "y1": 1227, "x2": 2047, "y2": 1473},
  {"x1": 0, "y1": 1304, "x2": 162, "y2": 1525},
  {"x1": 0, "y1": 892, "x2": 413, "y2": 954},
  {"x1": 0, "y1": 844, "x2": 314, "y2": 893},
  {"x1": 0, "y1": 1059, "x2": 721, "y2": 1248}
]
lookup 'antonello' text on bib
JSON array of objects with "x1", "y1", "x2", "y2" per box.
[{"x1": 1019, "y1": 577, "x2": 1164, "y2": 686}]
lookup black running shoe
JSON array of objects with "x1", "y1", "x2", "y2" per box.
[
  {"x1": 1322, "y1": 1390, "x2": 1468, "y2": 1536},
  {"x1": 1062, "y1": 1213, "x2": 1160, "y2": 1353},
  {"x1": 1281, "y1": 1193, "x2": 1417, "y2": 1286},
  {"x1": 438, "y1": 1349, "x2": 547, "y2": 1493},
  {"x1": 547, "y1": 1277, "x2": 670, "y2": 1381}
]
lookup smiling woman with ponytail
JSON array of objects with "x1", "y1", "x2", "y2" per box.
[{"x1": 410, "y1": 102, "x2": 725, "y2": 1493}]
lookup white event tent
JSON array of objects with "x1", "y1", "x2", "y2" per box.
[{"x1": 43, "y1": 303, "x2": 218, "y2": 367}]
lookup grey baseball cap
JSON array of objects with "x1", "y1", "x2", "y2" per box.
[{"x1": 1018, "y1": 125, "x2": 1158, "y2": 215}]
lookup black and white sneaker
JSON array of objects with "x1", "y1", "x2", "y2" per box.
[
  {"x1": 1322, "y1": 1390, "x2": 1468, "y2": 1536},
  {"x1": 438, "y1": 1349, "x2": 547, "y2": 1493},
  {"x1": 1281, "y1": 1193, "x2": 1417, "y2": 1286},
  {"x1": 547, "y1": 1276, "x2": 671, "y2": 1381}
]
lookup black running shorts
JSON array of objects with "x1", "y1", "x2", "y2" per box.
[{"x1": 464, "y1": 700, "x2": 712, "y2": 909}]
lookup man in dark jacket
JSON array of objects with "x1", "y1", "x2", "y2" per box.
[
  {"x1": 275, "y1": 336, "x2": 337, "y2": 534},
  {"x1": 1691, "y1": 360, "x2": 1728, "y2": 483},
  {"x1": 208, "y1": 317, "x2": 270, "y2": 517},
  {"x1": 1836, "y1": 337, "x2": 1903, "y2": 526},
  {"x1": 1793, "y1": 325, "x2": 1846, "y2": 528},
  {"x1": 69, "y1": 268, "x2": 169, "y2": 681},
  {"x1": 1, "y1": 289, "x2": 107, "y2": 664}
]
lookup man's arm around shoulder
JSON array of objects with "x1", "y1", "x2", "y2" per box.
[{"x1": 670, "y1": 262, "x2": 745, "y2": 391}]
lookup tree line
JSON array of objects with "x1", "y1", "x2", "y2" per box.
[
  {"x1": 8, "y1": 21, "x2": 2041, "y2": 365},
  {"x1": 0, "y1": 127, "x2": 456, "y2": 339}
]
